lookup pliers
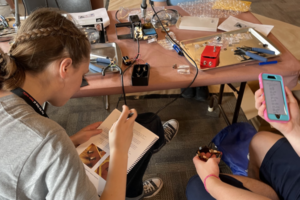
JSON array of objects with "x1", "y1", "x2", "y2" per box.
[{"x1": 235, "y1": 46, "x2": 275, "y2": 62}]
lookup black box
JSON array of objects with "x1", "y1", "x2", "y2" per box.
[{"x1": 132, "y1": 64, "x2": 150, "y2": 86}]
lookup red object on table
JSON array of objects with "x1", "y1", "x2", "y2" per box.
[{"x1": 200, "y1": 46, "x2": 221, "y2": 69}]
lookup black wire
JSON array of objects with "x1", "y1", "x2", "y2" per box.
[
  {"x1": 150, "y1": 3, "x2": 199, "y2": 115},
  {"x1": 54, "y1": 0, "x2": 60, "y2": 9},
  {"x1": 117, "y1": 38, "x2": 140, "y2": 109},
  {"x1": 115, "y1": 10, "x2": 121, "y2": 23},
  {"x1": 116, "y1": 5, "x2": 199, "y2": 118},
  {"x1": 44, "y1": 0, "x2": 60, "y2": 9}
]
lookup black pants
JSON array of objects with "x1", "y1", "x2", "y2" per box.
[
  {"x1": 126, "y1": 113, "x2": 165, "y2": 198},
  {"x1": 186, "y1": 174, "x2": 250, "y2": 200}
]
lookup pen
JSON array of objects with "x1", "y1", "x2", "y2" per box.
[
  {"x1": 127, "y1": 113, "x2": 134, "y2": 118},
  {"x1": 165, "y1": 36, "x2": 184, "y2": 56}
]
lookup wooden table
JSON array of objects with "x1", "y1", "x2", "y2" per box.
[
  {"x1": 72, "y1": 7, "x2": 300, "y2": 98},
  {"x1": 1, "y1": 7, "x2": 300, "y2": 123}
]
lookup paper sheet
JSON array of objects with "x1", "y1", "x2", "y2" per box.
[
  {"x1": 69, "y1": 8, "x2": 110, "y2": 28},
  {"x1": 76, "y1": 109, "x2": 159, "y2": 196},
  {"x1": 218, "y1": 16, "x2": 274, "y2": 36}
]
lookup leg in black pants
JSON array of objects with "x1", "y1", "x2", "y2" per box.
[{"x1": 126, "y1": 113, "x2": 166, "y2": 198}]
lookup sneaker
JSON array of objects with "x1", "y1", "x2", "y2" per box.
[
  {"x1": 143, "y1": 177, "x2": 163, "y2": 198},
  {"x1": 152, "y1": 119, "x2": 179, "y2": 154},
  {"x1": 163, "y1": 119, "x2": 179, "y2": 143}
]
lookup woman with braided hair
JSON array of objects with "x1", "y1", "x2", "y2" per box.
[{"x1": 0, "y1": 8, "x2": 179, "y2": 200}]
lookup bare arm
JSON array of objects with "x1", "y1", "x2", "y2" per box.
[
  {"x1": 153, "y1": 1, "x2": 167, "y2": 6},
  {"x1": 100, "y1": 151, "x2": 128, "y2": 200},
  {"x1": 206, "y1": 177, "x2": 271, "y2": 200},
  {"x1": 255, "y1": 87, "x2": 300, "y2": 156},
  {"x1": 100, "y1": 106, "x2": 137, "y2": 200},
  {"x1": 193, "y1": 156, "x2": 272, "y2": 200}
]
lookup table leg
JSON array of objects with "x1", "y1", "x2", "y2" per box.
[
  {"x1": 105, "y1": 95, "x2": 109, "y2": 110},
  {"x1": 232, "y1": 82, "x2": 246, "y2": 124},
  {"x1": 218, "y1": 84, "x2": 225, "y2": 105},
  {"x1": 208, "y1": 82, "x2": 247, "y2": 125}
]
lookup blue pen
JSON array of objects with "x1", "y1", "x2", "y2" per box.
[
  {"x1": 165, "y1": 36, "x2": 184, "y2": 56},
  {"x1": 259, "y1": 61, "x2": 278, "y2": 66}
]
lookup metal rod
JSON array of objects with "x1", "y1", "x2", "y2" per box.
[
  {"x1": 227, "y1": 83, "x2": 239, "y2": 93},
  {"x1": 232, "y1": 82, "x2": 246, "y2": 124},
  {"x1": 14, "y1": 0, "x2": 20, "y2": 28},
  {"x1": 105, "y1": 95, "x2": 109, "y2": 110},
  {"x1": 209, "y1": 95, "x2": 215, "y2": 109},
  {"x1": 211, "y1": 95, "x2": 231, "y2": 126},
  {"x1": 218, "y1": 104, "x2": 230, "y2": 126}
]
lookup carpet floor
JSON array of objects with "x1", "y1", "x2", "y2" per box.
[{"x1": 47, "y1": 94, "x2": 250, "y2": 200}]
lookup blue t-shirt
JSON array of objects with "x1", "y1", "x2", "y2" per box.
[{"x1": 152, "y1": 0, "x2": 198, "y2": 6}]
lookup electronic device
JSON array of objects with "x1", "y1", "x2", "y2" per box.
[
  {"x1": 259, "y1": 73, "x2": 290, "y2": 122},
  {"x1": 115, "y1": 15, "x2": 157, "y2": 41},
  {"x1": 200, "y1": 45, "x2": 221, "y2": 69},
  {"x1": 197, "y1": 146, "x2": 222, "y2": 162}
]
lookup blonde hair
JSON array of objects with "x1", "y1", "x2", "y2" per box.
[{"x1": 0, "y1": 8, "x2": 90, "y2": 90}]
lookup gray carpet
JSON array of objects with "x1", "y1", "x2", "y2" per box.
[{"x1": 47, "y1": 94, "x2": 251, "y2": 200}]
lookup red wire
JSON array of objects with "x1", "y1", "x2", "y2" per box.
[{"x1": 131, "y1": 53, "x2": 146, "y2": 65}]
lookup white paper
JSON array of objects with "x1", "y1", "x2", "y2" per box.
[
  {"x1": 69, "y1": 8, "x2": 110, "y2": 28},
  {"x1": 178, "y1": 16, "x2": 219, "y2": 32},
  {"x1": 76, "y1": 109, "x2": 159, "y2": 196},
  {"x1": 218, "y1": 16, "x2": 274, "y2": 36}
]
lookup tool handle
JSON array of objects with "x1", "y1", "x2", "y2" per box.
[
  {"x1": 259, "y1": 61, "x2": 278, "y2": 65},
  {"x1": 252, "y1": 48, "x2": 275, "y2": 55},
  {"x1": 96, "y1": 57, "x2": 111, "y2": 64},
  {"x1": 89, "y1": 63, "x2": 103, "y2": 73},
  {"x1": 245, "y1": 52, "x2": 268, "y2": 62}
]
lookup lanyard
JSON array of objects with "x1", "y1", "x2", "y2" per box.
[{"x1": 11, "y1": 88, "x2": 49, "y2": 118}]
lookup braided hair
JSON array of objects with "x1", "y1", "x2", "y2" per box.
[{"x1": 0, "y1": 8, "x2": 90, "y2": 91}]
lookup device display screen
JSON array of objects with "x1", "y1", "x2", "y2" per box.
[{"x1": 263, "y1": 80, "x2": 286, "y2": 115}]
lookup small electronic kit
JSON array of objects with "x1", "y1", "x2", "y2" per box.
[
  {"x1": 197, "y1": 146, "x2": 222, "y2": 162},
  {"x1": 122, "y1": 56, "x2": 133, "y2": 65},
  {"x1": 132, "y1": 64, "x2": 150, "y2": 86},
  {"x1": 115, "y1": 15, "x2": 157, "y2": 41},
  {"x1": 200, "y1": 45, "x2": 221, "y2": 69}
]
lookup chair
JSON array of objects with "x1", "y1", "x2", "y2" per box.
[{"x1": 22, "y1": 0, "x2": 92, "y2": 14}]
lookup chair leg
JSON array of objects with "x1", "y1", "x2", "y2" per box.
[{"x1": 103, "y1": 95, "x2": 109, "y2": 110}]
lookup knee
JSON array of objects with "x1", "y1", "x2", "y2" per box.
[{"x1": 250, "y1": 131, "x2": 283, "y2": 151}]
